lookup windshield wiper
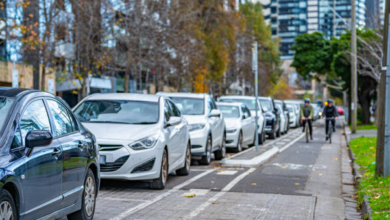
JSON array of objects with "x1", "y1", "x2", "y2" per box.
[
  {"x1": 131, "y1": 122, "x2": 156, "y2": 124},
  {"x1": 87, "y1": 121, "x2": 131, "y2": 124}
]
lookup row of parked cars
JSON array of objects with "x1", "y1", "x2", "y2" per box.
[{"x1": 0, "y1": 87, "x2": 303, "y2": 220}]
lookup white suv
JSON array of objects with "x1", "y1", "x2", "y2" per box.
[
  {"x1": 158, "y1": 92, "x2": 226, "y2": 165},
  {"x1": 218, "y1": 96, "x2": 266, "y2": 144},
  {"x1": 73, "y1": 93, "x2": 191, "y2": 189}
]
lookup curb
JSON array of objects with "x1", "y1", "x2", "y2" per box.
[
  {"x1": 344, "y1": 125, "x2": 373, "y2": 220},
  {"x1": 220, "y1": 132, "x2": 304, "y2": 168}
]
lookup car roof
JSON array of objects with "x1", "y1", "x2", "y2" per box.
[
  {"x1": 216, "y1": 102, "x2": 244, "y2": 107},
  {"x1": 86, "y1": 93, "x2": 161, "y2": 102},
  {"x1": 0, "y1": 87, "x2": 37, "y2": 98},
  {"x1": 157, "y1": 92, "x2": 207, "y2": 99},
  {"x1": 258, "y1": 96, "x2": 272, "y2": 101},
  {"x1": 219, "y1": 95, "x2": 255, "y2": 100}
]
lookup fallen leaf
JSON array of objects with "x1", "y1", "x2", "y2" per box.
[
  {"x1": 317, "y1": 173, "x2": 323, "y2": 176},
  {"x1": 296, "y1": 151, "x2": 300, "y2": 154},
  {"x1": 334, "y1": 158, "x2": 339, "y2": 160},
  {"x1": 185, "y1": 194, "x2": 196, "y2": 198},
  {"x1": 211, "y1": 181, "x2": 214, "y2": 184},
  {"x1": 295, "y1": 183, "x2": 300, "y2": 185},
  {"x1": 217, "y1": 170, "x2": 225, "y2": 173},
  {"x1": 280, "y1": 166, "x2": 289, "y2": 169},
  {"x1": 251, "y1": 183, "x2": 257, "y2": 186}
]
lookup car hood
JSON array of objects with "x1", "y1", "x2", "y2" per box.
[
  {"x1": 82, "y1": 123, "x2": 161, "y2": 141},
  {"x1": 182, "y1": 115, "x2": 207, "y2": 125},
  {"x1": 224, "y1": 118, "x2": 241, "y2": 129}
]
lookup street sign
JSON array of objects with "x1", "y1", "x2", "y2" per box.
[{"x1": 12, "y1": 69, "x2": 18, "y2": 88}]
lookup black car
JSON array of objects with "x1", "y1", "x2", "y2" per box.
[
  {"x1": 258, "y1": 97, "x2": 280, "y2": 139},
  {"x1": 0, "y1": 88, "x2": 100, "y2": 220},
  {"x1": 274, "y1": 100, "x2": 290, "y2": 133}
]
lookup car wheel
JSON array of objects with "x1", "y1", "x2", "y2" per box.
[
  {"x1": 150, "y1": 149, "x2": 168, "y2": 190},
  {"x1": 258, "y1": 131, "x2": 264, "y2": 145},
  {"x1": 276, "y1": 123, "x2": 281, "y2": 137},
  {"x1": 199, "y1": 136, "x2": 212, "y2": 165},
  {"x1": 234, "y1": 132, "x2": 243, "y2": 153},
  {"x1": 262, "y1": 130, "x2": 266, "y2": 143},
  {"x1": 215, "y1": 133, "x2": 226, "y2": 160},
  {"x1": 177, "y1": 143, "x2": 191, "y2": 176},
  {"x1": 68, "y1": 169, "x2": 97, "y2": 220},
  {"x1": 0, "y1": 189, "x2": 16, "y2": 220}
]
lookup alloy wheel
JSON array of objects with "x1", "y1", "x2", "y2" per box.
[
  {"x1": 185, "y1": 145, "x2": 191, "y2": 171},
  {"x1": 221, "y1": 135, "x2": 226, "y2": 157},
  {"x1": 206, "y1": 137, "x2": 212, "y2": 163},
  {"x1": 237, "y1": 134, "x2": 242, "y2": 151},
  {"x1": 84, "y1": 175, "x2": 96, "y2": 217},
  {"x1": 0, "y1": 201, "x2": 13, "y2": 220}
]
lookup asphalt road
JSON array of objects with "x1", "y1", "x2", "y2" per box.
[{"x1": 93, "y1": 120, "x2": 346, "y2": 220}]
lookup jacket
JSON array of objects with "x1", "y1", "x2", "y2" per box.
[{"x1": 300, "y1": 105, "x2": 314, "y2": 118}]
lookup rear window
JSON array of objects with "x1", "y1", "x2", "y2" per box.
[{"x1": 218, "y1": 105, "x2": 240, "y2": 118}]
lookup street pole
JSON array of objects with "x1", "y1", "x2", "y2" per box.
[
  {"x1": 351, "y1": 0, "x2": 358, "y2": 134},
  {"x1": 383, "y1": 15, "x2": 390, "y2": 177},
  {"x1": 253, "y1": 42, "x2": 259, "y2": 152}
]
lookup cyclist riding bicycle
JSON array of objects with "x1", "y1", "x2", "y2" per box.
[
  {"x1": 322, "y1": 99, "x2": 338, "y2": 141},
  {"x1": 300, "y1": 99, "x2": 314, "y2": 140}
]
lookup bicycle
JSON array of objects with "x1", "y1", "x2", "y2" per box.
[{"x1": 326, "y1": 117, "x2": 335, "y2": 144}]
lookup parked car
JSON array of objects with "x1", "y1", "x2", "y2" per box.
[
  {"x1": 274, "y1": 100, "x2": 289, "y2": 133},
  {"x1": 311, "y1": 103, "x2": 321, "y2": 121},
  {"x1": 218, "y1": 96, "x2": 266, "y2": 144},
  {"x1": 0, "y1": 87, "x2": 100, "y2": 220},
  {"x1": 275, "y1": 105, "x2": 288, "y2": 135},
  {"x1": 216, "y1": 102, "x2": 256, "y2": 152},
  {"x1": 285, "y1": 100, "x2": 302, "y2": 127},
  {"x1": 74, "y1": 93, "x2": 191, "y2": 189},
  {"x1": 337, "y1": 106, "x2": 345, "y2": 116},
  {"x1": 286, "y1": 105, "x2": 298, "y2": 128},
  {"x1": 157, "y1": 92, "x2": 226, "y2": 165},
  {"x1": 258, "y1": 97, "x2": 280, "y2": 139}
]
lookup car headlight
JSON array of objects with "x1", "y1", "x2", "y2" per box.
[
  {"x1": 189, "y1": 123, "x2": 206, "y2": 132},
  {"x1": 319, "y1": 112, "x2": 323, "y2": 116},
  {"x1": 226, "y1": 128, "x2": 238, "y2": 133},
  {"x1": 128, "y1": 133, "x2": 160, "y2": 151}
]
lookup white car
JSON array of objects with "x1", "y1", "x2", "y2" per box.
[
  {"x1": 218, "y1": 96, "x2": 266, "y2": 144},
  {"x1": 275, "y1": 105, "x2": 288, "y2": 135},
  {"x1": 73, "y1": 93, "x2": 191, "y2": 189},
  {"x1": 285, "y1": 101, "x2": 301, "y2": 127},
  {"x1": 286, "y1": 104, "x2": 298, "y2": 128},
  {"x1": 216, "y1": 102, "x2": 256, "y2": 152},
  {"x1": 157, "y1": 92, "x2": 226, "y2": 165}
]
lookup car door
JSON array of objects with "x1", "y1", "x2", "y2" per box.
[
  {"x1": 244, "y1": 106, "x2": 256, "y2": 143},
  {"x1": 167, "y1": 100, "x2": 185, "y2": 167},
  {"x1": 164, "y1": 100, "x2": 181, "y2": 167},
  {"x1": 46, "y1": 99, "x2": 89, "y2": 208},
  {"x1": 18, "y1": 99, "x2": 63, "y2": 219},
  {"x1": 208, "y1": 98, "x2": 223, "y2": 147}
]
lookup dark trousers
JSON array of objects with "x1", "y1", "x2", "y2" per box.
[
  {"x1": 325, "y1": 119, "x2": 335, "y2": 135},
  {"x1": 302, "y1": 119, "x2": 312, "y2": 137}
]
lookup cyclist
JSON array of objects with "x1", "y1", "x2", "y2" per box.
[
  {"x1": 322, "y1": 99, "x2": 338, "y2": 141},
  {"x1": 300, "y1": 98, "x2": 314, "y2": 140}
]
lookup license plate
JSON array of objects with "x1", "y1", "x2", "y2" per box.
[{"x1": 99, "y1": 155, "x2": 106, "y2": 165}]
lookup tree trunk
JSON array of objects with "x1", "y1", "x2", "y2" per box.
[
  {"x1": 375, "y1": 70, "x2": 386, "y2": 177},
  {"x1": 124, "y1": 65, "x2": 130, "y2": 93}
]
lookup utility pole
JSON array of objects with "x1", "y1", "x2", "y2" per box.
[
  {"x1": 253, "y1": 42, "x2": 259, "y2": 152},
  {"x1": 351, "y1": 0, "x2": 358, "y2": 134}
]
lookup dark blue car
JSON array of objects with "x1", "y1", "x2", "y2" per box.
[{"x1": 0, "y1": 88, "x2": 100, "y2": 220}]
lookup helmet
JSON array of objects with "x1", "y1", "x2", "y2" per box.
[
  {"x1": 328, "y1": 99, "x2": 333, "y2": 104},
  {"x1": 304, "y1": 98, "x2": 310, "y2": 104}
]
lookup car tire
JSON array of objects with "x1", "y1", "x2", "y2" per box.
[
  {"x1": 0, "y1": 189, "x2": 17, "y2": 220},
  {"x1": 276, "y1": 123, "x2": 281, "y2": 137},
  {"x1": 269, "y1": 130, "x2": 276, "y2": 139},
  {"x1": 262, "y1": 130, "x2": 266, "y2": 143},
  {"x1": 234, "y1": 132, "x2": 243, "y2": 153},
  {"x1": 199, "y1": 136, "x2": 212, "y2": 165},
  {"x1": 68, "y1": 169, "x2": 97, "y2": 220},
  {"x1": 176, "y1": 143, "x2": 191, "y2": 176},
  {"x1": 150, "y1": 149, "x2": 168, "y2": 190},
  {"x1": 215, "y1": 133, "x2": 226, "y2": 160},
  {"x1": 258, "y1": 131, "x2": 264, "y2": 145}
]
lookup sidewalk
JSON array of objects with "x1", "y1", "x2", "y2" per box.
[{"x1": 350, "y1": 129, "x2": 377, "y2": 140}]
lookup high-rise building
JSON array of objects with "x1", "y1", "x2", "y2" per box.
[{"x1": 264, "y1": 0, "x2": 366, "y2": 60}]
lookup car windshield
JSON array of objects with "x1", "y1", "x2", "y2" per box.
[
  {"x1": 74, "y1": 100, "x2": 159, "y2": 124},
  {"x1": 169, "y1": 97, "x2": 204, "y2": 115},
  {"x1": 219, "y1": 98, "x2": 257, "y2": 110},
  {"x1": 218, "y1": 105, "x2": 240, "y2": 118},
  {"x1": 0, "y1": 97, "x2": 13, "y2": 134},
  {"x1": 259, "y1": 100, "x2": 272, "y2": 111}
]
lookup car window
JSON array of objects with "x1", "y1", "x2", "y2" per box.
[
  {"x1": 169, "y1": 97, "x2": 204, "y2": 115},
  {"x1": 47, "y1": 100, "x2": 78, "y2": 137},
  {"x1": 164, "y1": 100, "x2": 173, "y2": 121},
  {"x1": 168, "y1": 100, "x2": 181, "y2": 117},
  {"x1": 219, "y1": 98, "x2": 257, "y2": 111},
  {"x1": 218, "y1": 105, "x2": 240, "y2": 118},
  {"x1": 245, "y1": 106, "x2": 251, "y2": 117},
  {"x1": 20, "y1": 100, "x2": 52, "y2": 142},
  {"x1": 0, "y1": 98, "x2": 13, "y2": 136},
  {"x1": 259, "y1": 100, "x2": 272, "y2": 111},
  {"x1": 210, "y1": 98, "x2": 217, "y2": 110}
]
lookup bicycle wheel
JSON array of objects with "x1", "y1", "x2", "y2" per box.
[
  {"x1": 306, "y1": 125, "x2": 309, "y2": 143},
  {"x1": 329, "y1": 124, "x2": 332, "y2": 144}
]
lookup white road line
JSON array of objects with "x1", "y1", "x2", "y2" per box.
[
  {"x1": 110, "y1": 168, "x2": 216, "y2": 220},
  {"x1": 184, "y1": 168, "x2": 256, "y2": 219},
  {"x1": 279, "y1": 133, "x2": 305, "y2": 152}
]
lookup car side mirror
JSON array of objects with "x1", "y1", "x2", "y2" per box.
[
  {"x1": 165, "y1": 117, "x2": 182, "y2": 128},
  {"x1": 25, "y1": 130, "x2": 53, "y2": 149},
  {"x1": 209, "y1": 109, "x2": 221, "y2": 117}
]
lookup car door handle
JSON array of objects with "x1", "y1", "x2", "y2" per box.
[{"x1": 52, "y1": 147, "x2": 62, "y2": 157}]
